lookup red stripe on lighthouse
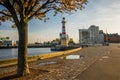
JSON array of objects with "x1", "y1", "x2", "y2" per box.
[
  {"x1": 63, "y1": 26, "x2": 65, "y2": 28},
  {"x1": 62, "y1": 32, "x2": 66, "y2": 34}
]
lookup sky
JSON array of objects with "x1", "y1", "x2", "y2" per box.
[{"x1": 0, "y1": 0, "x2": 120, "y2": 43}]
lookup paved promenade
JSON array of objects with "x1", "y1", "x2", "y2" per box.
[
  {"x1": 75, "y1": 44, "x2": 120, "y2": 80},
  {"x1": 0, "y1": 44, "x2": 120, "y2": 80}
]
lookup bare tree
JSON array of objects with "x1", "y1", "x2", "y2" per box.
[{"x1": 0, "y1": 0, "x2": 87, "y2": 77}]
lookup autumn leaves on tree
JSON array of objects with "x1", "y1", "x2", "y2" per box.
[{"x1": 0, "y1": 0, "x2": 87, "y2": 77}]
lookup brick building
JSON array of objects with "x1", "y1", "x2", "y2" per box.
[{"x1": 106, "y1": 33, "x2": 120, "y2": 43}]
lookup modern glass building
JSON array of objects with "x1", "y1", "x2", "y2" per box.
[{"x1": 79, "y1": 25, "x2": 104, "y2": 45}]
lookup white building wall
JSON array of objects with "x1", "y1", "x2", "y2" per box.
[
  {"x1": 79, "y1": 25, "x2": 104, "y2": 45},
  {"x1": 79, "y1": 29, "x2": 88, "y2": 45},
  {"x1": 98, "y1": 34, "x2": 104, "y2": 43},
  {"x1": 3, "y1": 40, "x2": 15, "y2": 46}
]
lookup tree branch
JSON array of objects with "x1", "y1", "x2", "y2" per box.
[
  {"x1": 0, "y1": 11, "x2": 12, "y2": 17},
  {"x1": 2, "y1": 0, "x2": 20, "y2": 28},
  {"x1": 26, "y1": 0, "x2": 38, "y2": 16},
  {"x1": 28, "y1": 9, "x2": 51, "y2": 20},
  {"x1": 0, "y1": 1, "x2": 6, "y2": 7},
  {"x1": 28, "y1": 0, "x2": 55, "y2": 21}
]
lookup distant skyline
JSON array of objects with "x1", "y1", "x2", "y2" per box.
[{"x1": 0, "y1": 0, "x2": 120, "y2": 43}]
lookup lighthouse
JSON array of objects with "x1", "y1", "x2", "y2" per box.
[
  {"x1": 60, "y1": 17, "x2": 69, "y2": 47},
  {"x1": 51, "y1": 17, "x2": 69, "y2": 51}
]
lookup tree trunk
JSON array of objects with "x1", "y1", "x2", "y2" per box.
[{"x1": 17, "y1": 22, "x2": 30, "y2": 76}]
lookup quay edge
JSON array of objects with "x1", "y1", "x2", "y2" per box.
[{"x1": 0, "y1": 47, "x2": 81, "y2": 68}]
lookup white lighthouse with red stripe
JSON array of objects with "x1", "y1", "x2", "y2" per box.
[{"x1": 60, "y1": 17, "x2": 69, "y2": 46}]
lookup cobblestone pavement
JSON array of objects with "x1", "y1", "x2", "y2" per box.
[{"x1": 0, "y1": 44, "x2": 119, "y2": 80}]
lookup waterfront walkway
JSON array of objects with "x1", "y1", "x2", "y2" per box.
[{"x1": 0, "y1": 44, "x2": 120, "y2": 80}]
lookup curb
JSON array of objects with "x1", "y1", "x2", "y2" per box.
[
  {"x1": 0, "y1": 47, "x2": 81, "y2": 68},
  {"x1": 38, "y1": 47, "x2": 81, "y2": 59}
]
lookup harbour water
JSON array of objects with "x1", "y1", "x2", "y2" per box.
[{"x1": 0, "y1": 48, "x2": 53, "y2": 60}]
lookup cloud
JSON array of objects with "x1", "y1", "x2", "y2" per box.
[
  {"x1": 28, "y1": 31, "x2": 59, "y2": 43},
  {"x1": 0, "y1": 30, "x2": 18, "y2": 40},
  {"x1": 0, "y1": 0, "x2": 120, "y2": 43},
  {"x1": 86, "y1": 2, "x2": 120, "y2": 32},
  {"x1": 60, "y1": 0, "x2": 120, "y2": 42},
  {"x1": 0, "y1": 21, "x2": 13, "y2": 30},
  {"x1": 0, "y1": 29, "x2": 61, "y2": 43}
]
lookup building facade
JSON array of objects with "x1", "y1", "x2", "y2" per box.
[
  {"x1": 79, "y1": 29, "x2": 89, "y2": 45},
  {"x1": 0, "y1": 37, "x2": 16, "y2": 46},
  {"x1": 3, "y1": 40, "x2": 15, "y2": 46},
  {"x1": 107, "y1": 33, "x2": 120, "y2": 43},
  {"x1": 79, "y1": 25, "x2": 104, "y2": 45}
]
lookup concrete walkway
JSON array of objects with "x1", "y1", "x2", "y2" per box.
[
  {"x1": 75, "y1": 44, "x2": 120, "y2": 80},
  {"x1": 0, "y1": 44, "x2": 120, "y2": 80}
]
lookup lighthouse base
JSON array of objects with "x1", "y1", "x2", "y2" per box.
[
  {"x1": 61, "y1": 39, "x2": 68, "y2": 47},
  {"x1": 51, "y1": 45, "x2": 79, "y2": 51}
]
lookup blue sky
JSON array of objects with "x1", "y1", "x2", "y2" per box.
[{"x1": 0, "y1": 0, "x2": 120, "y2": 43}]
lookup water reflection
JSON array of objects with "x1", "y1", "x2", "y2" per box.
[{"x1": 11, "y1": 48, "x2": 18, "y2": 59}]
